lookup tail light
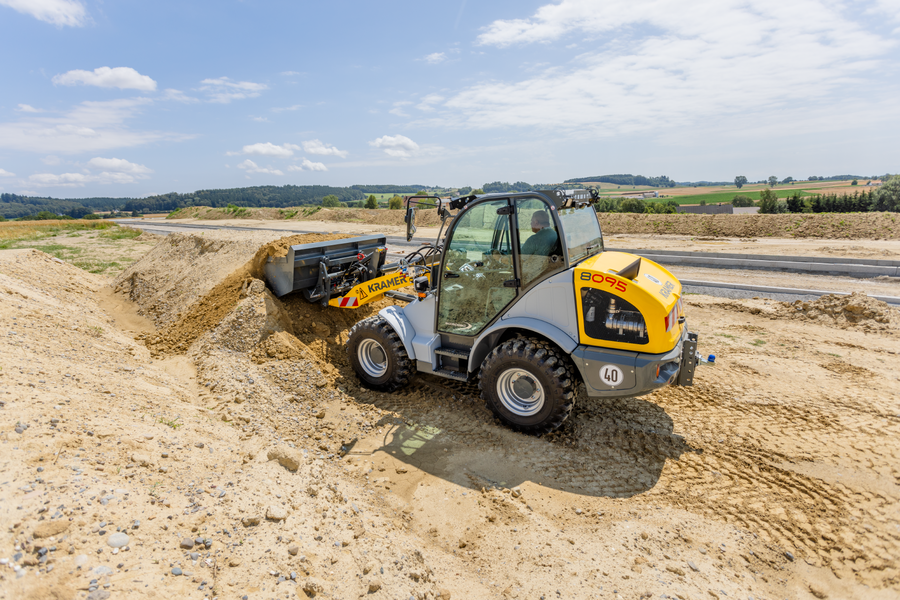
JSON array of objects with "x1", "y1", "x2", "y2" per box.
[{"x1": 664, "y1": 297, "x2": 686, "y2": 332}]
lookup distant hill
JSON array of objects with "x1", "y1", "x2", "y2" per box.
[
  {"x1": 565, "y1": 174, "x2": 676, "y2": 188},
  {"x1": 351, "y1": 185, "x2": 427, "y2": 194},
  {"x1": 0, "y1": 193, "x2": 127, "y2": 219}
]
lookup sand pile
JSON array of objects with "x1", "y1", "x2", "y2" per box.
[
  {"x1": 116, "y1": 232, "x2": 352, "y2": 356},
  {"x1": 783, "y1": 292, "x2": 898, "y2": 331}
]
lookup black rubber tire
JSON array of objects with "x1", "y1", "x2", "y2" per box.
[
  {"x1": 479, "y1": 337, "x2": 576, "y2": 434},
  {"x1": 346, "y1": 316, "x2": 413, "y2": 392}
]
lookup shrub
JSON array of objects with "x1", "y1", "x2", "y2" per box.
[
  {"x1": 82, "y1": 213, "x2": 102, "y2": 220},
  {"x1": 388, "y1": 196, "x2": 403, "y2": 209},
  {"x1": 619, "y1": 198, "x2": 646, "y2": 213},
  {"x1": 365, "y1": 195, "x2": 378, "y2": 209},
  {"x1": 645, "y1": 200, "x2": 678, "y2": 214},
  {"x1": 593, "y1": 197, "x2": 621, "y2": 213},
  {"x1": 874, "y1": 176, "x2": 900, "y2": 212},
  {"x1": 758, "y1": 189, "x2": 780, "y2": 214},
  {"x1": 731, "y1": 195, "x2": 754, "y2": 207}
]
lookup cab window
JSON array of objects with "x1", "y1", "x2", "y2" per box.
[{"x1": 515, "y1": 197, "x2": 563, "y2": 288}]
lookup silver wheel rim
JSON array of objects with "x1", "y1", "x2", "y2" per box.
[
  {"x1": 357, "y1": 339, "x2": 388, "y2": 378},
  {"x1": 496, "y1": 368, "x2": 544, "y2": 417}
]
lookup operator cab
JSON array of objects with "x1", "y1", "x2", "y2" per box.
[{"x1": 435, "y1": 190, "x2": 604, "y2": 340}]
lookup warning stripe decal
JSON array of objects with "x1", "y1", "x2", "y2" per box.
[{"x1": 338, "y1": 297, "x2": 359, "y2": 308}]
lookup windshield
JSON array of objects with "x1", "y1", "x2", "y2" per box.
[{"x1": 558, "y1": 206, "x2": 604, "y2": 264}]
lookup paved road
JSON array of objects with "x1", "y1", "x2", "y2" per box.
[{"x1": 115, "y1": 219, "x2": 900, "y2": 306}]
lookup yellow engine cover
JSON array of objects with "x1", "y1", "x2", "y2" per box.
[{"x1": 574, "y1": 252, "x2": 683, "y2": 354}]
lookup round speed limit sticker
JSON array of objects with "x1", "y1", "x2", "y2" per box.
[{"x1": 599, "y1": 364, "x2": 624, "y2": 387}]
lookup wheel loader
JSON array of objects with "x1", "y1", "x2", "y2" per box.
[{"x1": 264, "y1": 188, "x2": 700, "y2": 434}]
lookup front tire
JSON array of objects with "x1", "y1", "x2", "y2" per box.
[
  {"x1": 479, "y1": 337, "x2": 576, "y2": 434},
  {"x1": 346, "y1": 316, "x2": 413, "y2": 392}
]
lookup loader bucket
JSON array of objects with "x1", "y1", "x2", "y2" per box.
[{"x1": 264, "y1": 234, "x2": 387, "y2": 301}]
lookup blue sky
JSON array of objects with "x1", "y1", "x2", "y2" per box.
[{"x1": 0, "y1": 0, "x2": 898, "y2": 198}]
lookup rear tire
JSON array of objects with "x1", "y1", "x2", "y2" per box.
[
  {"x1": 479, "y1": 337, "x2": 576, "y2": 434},
  {"x1": 346, "y1": 316, "x2": 413, "y2": 392}
]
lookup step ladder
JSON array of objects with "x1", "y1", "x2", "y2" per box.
[{"x1": 433, "y1": 346, "x2": 471, "y2": 382}]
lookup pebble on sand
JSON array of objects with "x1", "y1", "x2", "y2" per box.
[{"x1": 106, "y1": 532, "x2": 130, "y2": 548}]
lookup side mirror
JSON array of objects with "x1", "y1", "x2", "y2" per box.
[{"x1": 405, "y1": 206, "x2": 417, "y2": 242}]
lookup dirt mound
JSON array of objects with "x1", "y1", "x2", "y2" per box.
[
  {"x1": 710, "y1": 292, "x2": 899, "y2": 333},
  {"x1": 782, "y1": 292, "x2": 898, "y2": 330},
  {"x1": 117, "y1": 232, "x2": 352, "y2": 355},
  {"x1": 599, "y1": 212, "x2": 900, "y2": 239}
]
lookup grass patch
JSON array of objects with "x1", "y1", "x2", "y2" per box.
[
  {"x1": 0, "y1": 220, "x2": 114, "y2": 247},
  {"x1": 750, "y1": 339, "x2": 767, "y2": 346},
  {"x1": 224, "y1": 204, "x2": 250, "y2": 217},
  {"x1": 715, "y1": 333, "x2": 738, "y2": 339},
  {"x1": 99, "y1": 226, "x2": 142, "y2": 240},
  {"x1": 72, "y1": 260, "x2": 122, "y2": 274},
  {"x1": 159, "y1": 416, "x2": 182, "y2": 430}
]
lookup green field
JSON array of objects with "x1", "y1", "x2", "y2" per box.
[{"x1": 656, "y1": 189, "x2": 818, "y2": 205}]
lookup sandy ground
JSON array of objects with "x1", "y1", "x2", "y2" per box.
[{"x1": 1, "y1": 229, "x2": 899, "y2": 600}]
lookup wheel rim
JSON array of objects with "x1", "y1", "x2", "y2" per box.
[
  {"x1": 496, "y1": 368, "x2": 544, "y2": 417},
  {"x1": 357, "y1": 339, "x2": 388, "y2": 378}
]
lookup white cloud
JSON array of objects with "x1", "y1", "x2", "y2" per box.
[
  {"x1": 423, "y1": 52, "x2": 446, "y2": 64},
  {"x1": 389, "y1": 101, "x2": 413, "y2": 117},
  {"x1": 87, "y1": 157, "x2": 152, "y2": 175},
  {"x1": 416, "y1": 94, "x2": 445, "y2": 112},
  {"x1": 26, "y1": 156, "x2": 153, "y2": 188},
  {"x1": 288, "y1": 159, "x2": 328, "y2": 172},
  {"x1": 161, "y1": 88, "x2": 199, "y2": 103},
  {"x1": 242, "y1": 142, "x2": 300, "y2": 157},
  {"x1": 280, "y1": 71, "x2": 302, "y2": 76},
  {"x1": 250, "y1": 116, "x2": 269, "y2": 122},
  {"x1": 27, "y1": 170, "x2": 140, "y2": 187},
  {"x1": 302, "y1": 139, "x2": 348, "y2": 158},
  {"x1": 41, "y1": 155, "x2": 61, "y2": 165},
  {"x1": 369, "y1": 134, "x2": 420, "y2": 158},
  {"x1": 423, "y1": 0, "x2": 900, "y2": 137},
  {"x1": 272, "y1": 104, "x2": 303, "y2": 113},
  {"x1": 0, "y1": 0, "x2": 87, "y2": 27},
  {"x1": 0, "y1": 168, "x2": 14, "y2": 177},
  {"x1": 16, "y1": 104, "x2": 42, "y2": 113},
  {"x1": 200, "y1": 77, "x2": 267, "y2": 103},
  {"x1": 53, "y1": 67, "x2": 157, "y2": 91},
  {"x1": 0, "y1": 98, "x2": 188, "y2": 154},
  {"x1": 237, "y1": 159, "x2": 283, "y2": 175}
]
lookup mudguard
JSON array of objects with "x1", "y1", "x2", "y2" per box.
[
  {"x1": 468, "y1": 316, "x2": 579, "y2": 373},
  {"x1": 379, "y1": 305, "x2": 417, "y2": 361}
]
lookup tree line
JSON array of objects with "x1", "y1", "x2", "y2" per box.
[
  {"x1": 0, "y1": 193, "x2": 125, "y2": 219},
  {"x1": 757, "y1": 181, "x2": 899, "y2": 213},
  {"x1": 566, "y1": 174, "x2": 676, "y2": 187},
  {"x1": 124, "y1": 185, "x2": 367, "y2": 213},
  {"x1": 350, "y1": 185, "x2": 427, "y2": 194}
]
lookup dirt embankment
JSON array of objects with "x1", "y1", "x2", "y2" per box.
[
  {"x1": 168, "y1": 205, "x2": 898, "y2": 239},
  {"x1": 168, "y1": 206, "x2": 447, "y2": 228},
  {"x1": 600, "y1": 211, "x2": 900, "y2": 239}
]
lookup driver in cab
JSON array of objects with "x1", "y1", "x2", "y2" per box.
[{"x1": 521, "y1": 211, "x2": 558, "y2": 256}]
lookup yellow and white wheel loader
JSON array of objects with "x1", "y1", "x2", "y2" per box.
[{"x1": 265, "y1": 189, "x2": 700, "y2": 434}]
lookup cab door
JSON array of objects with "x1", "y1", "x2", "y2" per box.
[{"x1": 436, "y1": 199, "x2": 518, "y2": 336}]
